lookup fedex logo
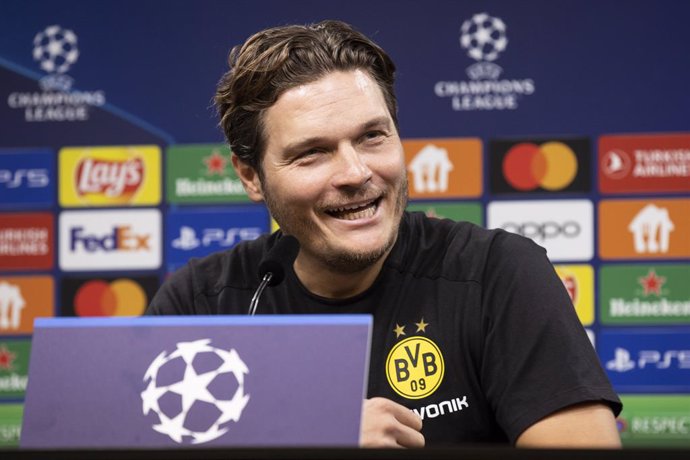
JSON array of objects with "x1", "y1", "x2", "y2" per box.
[
  {"x1": 60, "y1": 209, "x2": 161, "y2": 271},
  {"x1": 70, "y1": 226, "x2": 150, "y2": 252}
]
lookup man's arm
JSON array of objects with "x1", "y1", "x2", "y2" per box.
[{"x1": 516, "y1": 402, "x2": 621, "y2": 448}]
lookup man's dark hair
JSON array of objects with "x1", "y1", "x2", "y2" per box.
[{"x1": 214, "y1": 20, "x2": 397, "y2": 173}]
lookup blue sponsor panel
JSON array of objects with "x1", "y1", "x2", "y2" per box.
[
  {"x1": 598, "y1": 328, "x2": 690, "y2": 393},
  {"x1": 165, "y1": 206, "x2": 270, "y2": 273},
  {"x1": 0, "y1": 149, "x2": 55, "y2": 208}
]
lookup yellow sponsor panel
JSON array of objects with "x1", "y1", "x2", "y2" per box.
[
  {"x1": 555, "y1": 264, "x2": 594, "y2": 326},
  {"x1": 59, "y1": 145, "x2": 161, "y2": 207}
]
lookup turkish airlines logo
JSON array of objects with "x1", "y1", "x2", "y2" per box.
[
  {"x1": 403, "y1": 139, "x2": 482, "y2": 199},
  {"x1": 487, "y1": 200, "x2": 593, "y2": 261},
  {"x1": 0, "y1": 212, "x2": 54, "y2": 270},
  {"x1": 599, "y1": 133, "x2": 690, "y2": 194},
  {"x1": 599, "y1": 199, "x2": 690, "y2": 259},
  {"x1": 59, "y1": 209, "x2": 161, "y2": 271},
  {"x1": 601, "y1": 150, "x2": 633, "y2": 180},
  {"x1": 490, "y1": 138, "x2": 590, "y2": 194},
  {"x1": 75, "y1": 157, "x2": 143, "y2": 198}
]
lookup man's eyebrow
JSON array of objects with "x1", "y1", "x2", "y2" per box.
[
  {"x1": 360, "y1": 116, "x2": 392, "y2": 131},
  {"x1": 282, "y1": 117, "x2": 393, "y2": 155}
]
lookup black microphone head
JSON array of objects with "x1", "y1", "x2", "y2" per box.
[{"x1": 258, "y1": 235, "x2": 300, "y2": 286}]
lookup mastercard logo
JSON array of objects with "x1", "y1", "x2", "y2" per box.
[
  {"x1": 73, "y1": 279, "x2": 147, "y2": 316},
  {"x1": 502, "y1": 142, "x2": 578, "y2": 191}
]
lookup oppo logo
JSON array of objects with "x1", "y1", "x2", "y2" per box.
[{"x1": 501, "y1": 221, "x2": 581, "y2": 241}]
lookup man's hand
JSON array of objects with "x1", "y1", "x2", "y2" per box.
[{"x1": 359, "y1": 397, "x2": 425, "y2": 448}]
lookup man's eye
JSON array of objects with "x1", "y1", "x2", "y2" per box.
[
  {"x1": 363, "y1": 131, "x2": 385, "y2": 141},
  {"x1": 301, "y1": 148, "x2": 321, "y2": 157},
  {"x1": 292, "y1": 148, "x2": 322, "y2": 163}
]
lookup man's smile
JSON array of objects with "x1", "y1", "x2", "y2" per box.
[{"x1": 325, "y1": 196, "x2": 382, "y2": 221}]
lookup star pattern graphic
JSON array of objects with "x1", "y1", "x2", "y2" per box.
[
  {"x1": 203, "y1": 150, "x2": 229, "y2": 175},
  {"x1": 638, "y1": 269, "x2": 666, "y2": 296},
  {"x1": 393, "y1": 319, "x2": 431, "y2": 338},
  {"x1": 393, "y1": 324, "x2": 405, "y2": 338}
]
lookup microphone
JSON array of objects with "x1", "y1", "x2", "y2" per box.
[{"x1": 248, "y1": 235, "x2": 300, "y2": 315}]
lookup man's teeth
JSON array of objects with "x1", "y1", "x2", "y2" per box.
[{"x1": 329, "y1": 201, "x2": 377, "y2": 220}]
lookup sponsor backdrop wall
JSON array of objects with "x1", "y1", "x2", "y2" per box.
[{"x1": 1, "y1": 0, "x2": 689, "y2": 448}]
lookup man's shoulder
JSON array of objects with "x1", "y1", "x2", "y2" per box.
[
  {"x1": 177, "y1": 232, "x2": 277, "y2": 296},
  {"x1": 392, "y1": 212, "x2": 542, "y2": 282}
]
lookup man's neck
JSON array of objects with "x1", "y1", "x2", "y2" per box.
[{"x1": 293, "y1": 253, "x2": 388, "y2": 299}]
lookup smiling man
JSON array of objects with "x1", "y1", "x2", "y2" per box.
[{"x1": 147, "y1": 20, "x2": 622, "y2": 448}]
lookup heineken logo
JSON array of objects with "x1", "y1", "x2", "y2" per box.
[
  {"x1": 600, "y1": 265, "x2": 690, "y2": 325},
  {"x1": 166, "y1": 145, "x2": 250, "y2": 204}
]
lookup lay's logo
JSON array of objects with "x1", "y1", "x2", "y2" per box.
[
  {"x1": 60, "y1": 146, "x2": 160, "y2": 207},
  {"x1": 75, "y1": 157, "x2": 143, "y2": 198}
]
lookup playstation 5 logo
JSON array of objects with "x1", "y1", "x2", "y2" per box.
[
  {"x1": 172, "y1": 226, "x2": 262, "y2": 251},
  {"x1": 606, "y1": 347, "x2": 690, "y2": 372}
]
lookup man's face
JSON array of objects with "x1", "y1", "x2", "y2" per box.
[{"x1": 242, "y1": 70, "x2": 407, "y2": 273}]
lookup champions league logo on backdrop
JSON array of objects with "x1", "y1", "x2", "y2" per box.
[
  {"x1": 141, "y1": 339, "x2": 250, "y2": 444},
  {"x1": 434, "y1": 13, "x2": 536, "y2": 111},
  {"x1": 33, "y1": 25, "x2": 79, "y2": 91},
  {"x1": 6, "y1": 25, "x2": 106, "y2": 122}
]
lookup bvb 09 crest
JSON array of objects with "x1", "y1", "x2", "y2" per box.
[{"x1": 386, "y1": 336, "x2": 445, "y2": 400}]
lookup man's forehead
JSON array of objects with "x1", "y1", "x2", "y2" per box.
[{"x1": 264, "y1": 70, "x2": 390, "y2": 140}]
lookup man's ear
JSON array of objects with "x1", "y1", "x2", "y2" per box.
[{"x1": 232, "y1": 155, "x2": 264, "y2": 202}]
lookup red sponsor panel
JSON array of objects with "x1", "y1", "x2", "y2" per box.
[
  {"x1": 0, "y1": 212, "x2": 54, "y2": 270},
  {"x1": 599, "y1": 133, "x2": 690, "y2": 194}
]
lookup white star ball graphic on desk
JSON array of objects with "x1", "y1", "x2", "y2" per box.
[{"x1": 141, "y1": 339, "x2": 250, "y2": 444}]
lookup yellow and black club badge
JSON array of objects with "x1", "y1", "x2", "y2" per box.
[{"x1": 385, "y1": 319, "x2": 445, "y2": 400}]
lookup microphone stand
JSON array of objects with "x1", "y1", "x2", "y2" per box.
[{"x1": 248, "y1": 272, "x2": 273, "y2": 316}]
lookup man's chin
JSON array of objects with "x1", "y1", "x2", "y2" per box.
[{"x1": 320, "y1": 240, "x2": 395, "y2": 273}]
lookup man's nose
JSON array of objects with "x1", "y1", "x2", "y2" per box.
[{"x1": 332, "y1": 145, "x2": 373, "y2": 188}]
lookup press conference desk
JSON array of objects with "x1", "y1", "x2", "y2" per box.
[{"x1": 4, "y1": 447, "x2": 690, "y2": 460}]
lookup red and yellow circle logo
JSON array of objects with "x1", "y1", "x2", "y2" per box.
[
  {"x1": 74, "y1": 279, "x2": 147, "y2": 316},
  {"x1": 502, "y1": 141, "x2": 578, "y2": 191}
]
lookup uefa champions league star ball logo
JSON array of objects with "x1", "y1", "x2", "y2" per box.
[
  {"x1": 32, "y1": 25, "x2": 79, "y2": 74},
  {"x1": 460, "y1": 13, "x2": 507, "y2": 62},
  {"x1": 141, "y1": 339, "x2": 250, "y2": 444}
]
